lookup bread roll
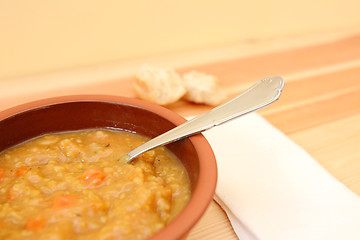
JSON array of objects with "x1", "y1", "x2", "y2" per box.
[
  {"x1": 133, "y1": 64, "x2": 186, "y2": 105},
  {"x1": 182, "y1": 71, "x2": 227, "y2": 106}
]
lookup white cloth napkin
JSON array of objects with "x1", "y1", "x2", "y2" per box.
[{"x1": 198, "y1": 113, "x2": 360, "y2": 240}]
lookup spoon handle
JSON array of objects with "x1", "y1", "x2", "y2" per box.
[{"x1": 125, "y1": 76, "x2": 284, "y2": 162}]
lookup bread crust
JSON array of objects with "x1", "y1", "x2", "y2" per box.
[
  {"x1": 182, "y1": 71, "x2": 227, "y2": 106},
  {"x1": 133, "y1": 64, "x2": 186, "y2": 105}
]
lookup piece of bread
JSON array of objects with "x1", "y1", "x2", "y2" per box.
[
  {"x1": 133, "y1": 64, "x2": 186, "y2": 105},
  {"x1": 182, "y1": 71, "x2": 227, "y2": 106}
]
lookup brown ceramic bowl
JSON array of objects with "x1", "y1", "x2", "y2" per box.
[{"x1": 0, "y1": 95, "x2": 217, "y2": 240}]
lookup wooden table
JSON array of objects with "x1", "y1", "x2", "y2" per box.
[{"x1": 1, "y1": 28, "x2": 359, "y2": 239}]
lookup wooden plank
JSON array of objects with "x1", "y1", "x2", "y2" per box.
[
  {"x1": 260, "y1": 67, "x2": 360, "y2": 134},
  {"x1": 290, "y1": 114, "x2": 360, "y2": 195},
  {"x1": 188, "y1": 201, "x2": 238, "y2": 240},
  {"x1": 1, "y1": 34, "x2": 360, "y2": 114},
  {"x1": 176, "y1": 35, "x2": 360, "y2": 87},
  {"x1": 264, "y1": 87, "x2": 359, "y2": 134},
  {"x1": 261, "y1": 66, "x2": 360, "y2": 113}
]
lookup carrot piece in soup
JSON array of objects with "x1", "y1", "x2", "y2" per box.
[
  {"x1": 26, "y1": 216, "x2": 47, "y2": 231},
  {"x1": 15, "y1": 166, "x2": 30, "y2": 177},
  {"x1": 0, "y1": 168, "x2": 4, "y2": 181},
  {"x1": 7, "y1": 188, "x2": 20, "y2": 200},
  {"x1": 52, "y1": 194, "x2": 76, "y2": 208},
  {"x1": 81, "y1": 168, "x2": 106, "y2": 186}
]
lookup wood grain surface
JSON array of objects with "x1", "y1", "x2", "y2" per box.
[{"x1": 1, "y1": 29, "x2": 359, "y2": 239}]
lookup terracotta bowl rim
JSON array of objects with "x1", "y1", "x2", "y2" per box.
[{"x1": 0, "y1": 94, "x2": 218, "y2": 240}]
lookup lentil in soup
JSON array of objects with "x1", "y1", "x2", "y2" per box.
[{"x1": 0, "y1": 129, "x2": 191, "y2": 240}]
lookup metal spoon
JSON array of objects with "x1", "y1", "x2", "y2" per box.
[{"x1": 122, "y1": 76, "x2": 285, "y2": 163}]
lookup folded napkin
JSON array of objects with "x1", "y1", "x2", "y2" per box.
[{"x1": 199, "y1": 113, "x2": 360, "y2": 240}]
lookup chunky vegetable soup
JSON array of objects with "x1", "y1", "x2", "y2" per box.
[{"x1": 0, "y1": 129, "x2": 190, "y2": 240}]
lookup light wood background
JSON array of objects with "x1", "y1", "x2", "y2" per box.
[{"x1": 1, "y1": 0, "x2": 360, "y2": 80}]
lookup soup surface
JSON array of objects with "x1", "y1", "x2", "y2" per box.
[{"x1": 0, "y1": 129, "x2": 190, "y2": 240}]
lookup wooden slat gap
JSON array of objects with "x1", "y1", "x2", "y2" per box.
[{"x1": 263, "y1": 88, "x2": 360, "y2": 135}]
